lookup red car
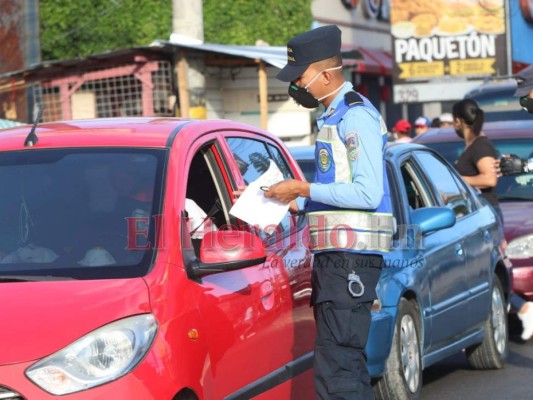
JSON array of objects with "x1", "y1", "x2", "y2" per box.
[
  {"x1": 0, "y1": 118, "x2": 314, "y2": 399},
  {"x1": 414, "y1": 120, "x2": 533, "y2": 301}
]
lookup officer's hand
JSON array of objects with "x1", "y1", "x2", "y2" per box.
[{"x1": 263, "y1": 179, "x2": 310, "y2": 203}]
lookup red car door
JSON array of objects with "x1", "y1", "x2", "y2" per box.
[
  {"x1": 222, "y1": 133, "x2": 315, "y2": 399},
  {"x1": 176, "y1": 132, "x2": 301, "y2": 399}
]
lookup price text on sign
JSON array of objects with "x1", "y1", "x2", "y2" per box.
[
  {"x1": 449, "y1": 58, "x2": 495, "y2": 76},
  {"x1": 398, "y1": 62, "x2": 445, "y2": 79}
]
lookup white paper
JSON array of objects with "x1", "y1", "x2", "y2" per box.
[{"x1": 230, "y1": 160, "x2": 290, "y2": 232}]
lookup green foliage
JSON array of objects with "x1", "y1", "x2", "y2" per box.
[
  {"x1": 40, "y1": 0, "x2": 313, "y2": 61},
  {"x1": 203, "y1": 0, "x2": 313, "y2": 45},
  {"x1": 40, "y1": 0, "x2": 172, "y2": 61}
]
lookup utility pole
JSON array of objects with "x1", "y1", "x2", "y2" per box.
[{"x1": 173, "y1": 0, "x2": 206, "y2": 119}]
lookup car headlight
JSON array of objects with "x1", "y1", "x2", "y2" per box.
[
  {"x1": 506, "y1": 234, "x2": 533, "y2": 259},
  {"x1": 26, "y1": 314, "x2": 157, "y2": 395}
]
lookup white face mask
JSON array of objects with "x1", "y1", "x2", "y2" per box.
[{"x1": 304, "y1": 66, "x2": 345, "y2": 102}]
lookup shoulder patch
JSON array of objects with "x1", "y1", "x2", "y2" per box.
[
  {"x1": 345, "y1": 131, "x2": 361, "y2": 161},
  {"x1": 344, "y1": 91, "x2": 364, "y2": 107}
]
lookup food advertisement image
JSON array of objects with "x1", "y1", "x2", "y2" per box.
[{"x1": 390, "y1": 0, "x2": 509, "y2": 102}]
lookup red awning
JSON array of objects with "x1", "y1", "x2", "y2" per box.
[{"x1": 341, "y1": 45, "x2": 392, "y2": 76}]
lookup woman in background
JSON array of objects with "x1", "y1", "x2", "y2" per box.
[{"x1": 452, "y1": 98, "x2": 533, "y2": 341}]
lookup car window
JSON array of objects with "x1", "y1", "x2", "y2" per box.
[
  {"x1": 425, "y1": 138, "x2": 533, "y2": 202},
  {"x1": 185, "y1": 143, "x2": 233, "y2": 257},
  {"x1": 415, "y1": 151, "x2": 473, "y2": 218},
  {"x1": 400, "y1": 159, "x2": 433, "y2": 211},
  {"x1": 0, "y1": 149, "x2": 165, "y2": 279},
  {"x1": 226, "y1": 137, "x2": 295, "y2": 238}
]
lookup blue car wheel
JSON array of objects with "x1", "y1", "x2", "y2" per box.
[
  {"x1": 466, "y1": 276, "x2": 508, "y2": 369},
  {"x1": 374, "y1": 298, "x2": 422, "y2": 400}
]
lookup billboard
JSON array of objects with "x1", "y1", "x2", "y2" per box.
[
  {"x1": 511, "y1": 0, "x2": 533, "y2": 65},
  {"x1": 390, "y1": 0, "x2": 509, "y2": 103}
]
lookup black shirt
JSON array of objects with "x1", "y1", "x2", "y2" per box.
[{"x1": 455, "y1": 135, "x2": 498, "y2": 206}]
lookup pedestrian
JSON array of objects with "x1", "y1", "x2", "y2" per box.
[
  {"x1": 264, "y1": 24, "x2": 393, "y2": 399},
  {"x1": 430, "y1": 117, "x2": 441, "y2": 127},
  {"x1": 515, "y1": 63, "x2": 533, "y2": 113},
  {"x1": 413, "y1": 116, "x2": 431, "y2": 136},
  {"x1": 498, "y1": 64, "x2": 533, "y2": 174},
  {"x1": 452, "y1": 98, "x2": 533, "y2": 341},
  {"x1": 392, "y1": 119, "x2": 412, "y2": 143},
  {"x1": 439, "y1": 112, "x2": 453, "y2": 127}
]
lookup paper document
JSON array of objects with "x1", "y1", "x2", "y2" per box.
[{"x1": 230, "y1": 160, "x2": 290, "y2": 232}]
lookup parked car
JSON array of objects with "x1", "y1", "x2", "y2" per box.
[
  {"x1": 464, "y1": 78, "x2": 533, "y2": 122},
  {"x1": 290, "y1": 143, "x2": 511, "y2": 399},
  {"x1": 0, "y1": 118, "x2": 315, "y2": 399},
  {"x1": 413, "y1": 120, "x2": 533, "y2": 302}
]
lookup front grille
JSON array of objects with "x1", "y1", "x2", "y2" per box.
[{"x1": 0, "y1": 386, "x2": 25, "y2": 400}]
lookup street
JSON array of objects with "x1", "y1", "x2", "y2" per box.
[{"x1": 421, "y1": 327, "x2": 533, "y2": 399}]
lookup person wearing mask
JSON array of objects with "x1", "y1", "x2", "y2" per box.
[
  {"x1": 499, "y1": 64, "x2": 533, "y2": 175},
  {"x1": 392, "y1": 119, "x2": 412, "y2": 143},
  {"x1": 452, "y1": 98, "x2": 533, "y2": 341},
  {"x1": 515, "y1": 64, "x2": 533, "y2": 113},
  {"x1": 413, "y1": 116, "x2": 431, "y2": 136},
  {"x1": 262, "y1": 25, "x2": 392, "y2": 399}
]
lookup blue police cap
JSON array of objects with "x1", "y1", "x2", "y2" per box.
[
  {"x1": 276, "y1": 25, "x2": 342, "y2": 82},
  {"x1": 514, "y1": 64, "x2": 533, "y2": 97}
]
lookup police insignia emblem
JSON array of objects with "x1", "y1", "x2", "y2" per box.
[
  {"x1": 318, "y1": 148, "x2": 332, "y2": 172},
  {"x1": 345, "y1": 132, "x2": 360, "y2": 161}
]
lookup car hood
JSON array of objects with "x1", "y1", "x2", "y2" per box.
[
  {"x1": 501, "y1": 201, "x2": 533, "y2": 241},
  {"x1": 0, "y1": 278, "x2": 151, "y2": 365}
]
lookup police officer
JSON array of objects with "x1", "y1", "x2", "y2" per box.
[
  {"x1": 264, "y1": 25, "x2": 392, "y2": 399},
  {"x1": 499, "y1": 64, "x2": 533, "y2": 175}
]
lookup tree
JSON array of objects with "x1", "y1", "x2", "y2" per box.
[
  {"x1": 203, "y1": 0, "x2": 313, "y2": 45},
  {"x1": 40, "y1": 0, "x2": 313, "y2": 61},
  {"x1": 40, "y1": 0, "x2": 172, "y2": 60}
]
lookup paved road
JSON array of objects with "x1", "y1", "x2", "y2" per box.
[{"x1": 421, "y1": 326, "x2": 533, "y2": 400}]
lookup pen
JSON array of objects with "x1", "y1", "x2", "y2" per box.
[{"x1": 260, "y1": 186, "x2": 270, "y2": 192}]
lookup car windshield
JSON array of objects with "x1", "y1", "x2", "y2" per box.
[
  {"x1": 0, "y1": 149, "x2": 166, "y2": 280},
  {"x1": 425, "y1": 138, "x2": 533, "y2": 201}
]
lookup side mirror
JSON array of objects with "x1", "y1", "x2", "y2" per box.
[
  {"x1": 190, "y1": 230, "x2": 266, "y2": 278},
  {"x1": 411, "y1": 207, "x2": 456, "y2": 235}
]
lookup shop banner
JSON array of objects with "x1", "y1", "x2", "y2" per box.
[
  {"x1": 511, "y1": 0, "x2": 533, "y2": 65},
  {"x1": 390, "y1": 0, "x2": 509, "y2": 103}
]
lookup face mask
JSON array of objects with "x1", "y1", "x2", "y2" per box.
[
  {"x1": 289, "y1": 84, "x2": 319, "y2": 108},
  {"x1": 520, "y1": 96, "x2": 533, "y2": 113},
  {"x1": 288, "y1": 66, "x2": 343, "y2": 109},
  {"x1": 454, "y1": 128, "x2": 465, "y2": 139}
]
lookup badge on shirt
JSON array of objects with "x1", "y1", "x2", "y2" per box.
[
  {"x1": 318, "y1": 148, "x2": 332, "y2": 172},
  {"x1": 345, "y1": 131, "x2": 360, "y2": 161}
]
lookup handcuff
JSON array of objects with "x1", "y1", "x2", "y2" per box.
[{"x1": 347, "y1": 270, "x2": 365, "y2": 298}]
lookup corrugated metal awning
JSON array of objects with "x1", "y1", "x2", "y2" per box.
[{"x1": 155, "y1": 35, "x2": 391, "y2": 76}]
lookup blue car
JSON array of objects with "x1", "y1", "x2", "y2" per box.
[{"x1": 290, "y1": 143, "x2": 511, "y2": 399}]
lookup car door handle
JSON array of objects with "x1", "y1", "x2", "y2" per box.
[
  {"x1": 483, "y1": 230, "x2": 491, "y2": 243},
  {"x1": 455, "y1": 243, "x2": 464, "y2": 257}
]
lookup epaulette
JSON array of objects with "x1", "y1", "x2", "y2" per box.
[{"x1": 344, "y1": 91, "x2": 364, "y2": 107}]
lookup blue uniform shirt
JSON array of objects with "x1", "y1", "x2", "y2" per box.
[{"x1": 310, "y1": 82, "x2": 386, "y2": 210}]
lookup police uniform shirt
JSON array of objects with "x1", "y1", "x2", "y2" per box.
[{"x1": 310, "y1": 82, "x2": 386, "y2": 210}]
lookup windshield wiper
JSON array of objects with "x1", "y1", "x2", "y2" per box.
[{"x1": 0, "y1": 275, "x2": 75, "y2": 282}]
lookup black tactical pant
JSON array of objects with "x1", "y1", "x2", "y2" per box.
[{"x1": 311, "y1": 251, "x2": 383, "y2": 400}]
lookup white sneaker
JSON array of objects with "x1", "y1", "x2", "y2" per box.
[{"x1": 518, "y1": 301, "x2": 533, "y2": 341}]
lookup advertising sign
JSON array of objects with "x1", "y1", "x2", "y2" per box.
[
  {"x1": 511, "y1": 0, "x2": 533, "y2": 64},
  {"x1": 390, "y1": 0, "x2": 509, "y2": 103}
]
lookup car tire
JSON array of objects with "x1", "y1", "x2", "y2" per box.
[
  {"x1": 466, "y1": 276, "x2": 508, "y2": 369},
  {"x1": 374, "y1": 298, "x2": 422, "y2": 400}
]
